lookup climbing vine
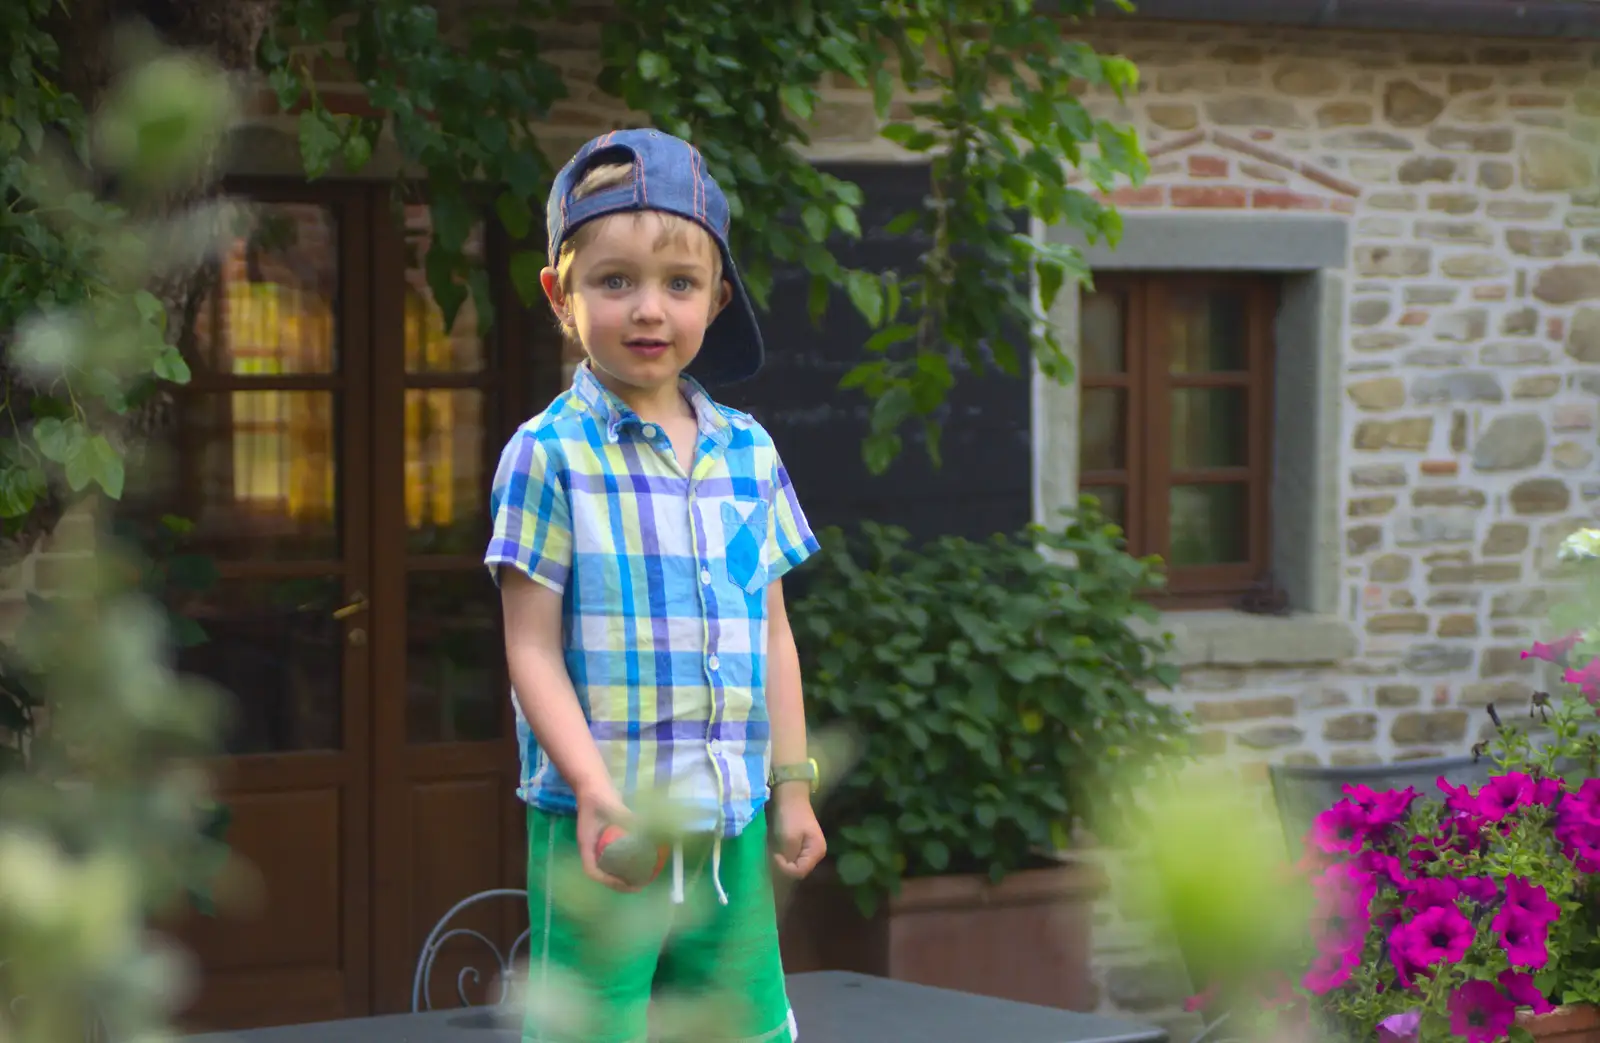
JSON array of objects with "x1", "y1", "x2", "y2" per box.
[
  {"x1": 2, "y1": 0, "x2": 1146, "y2": 564},
  {"x1": 265, "y1": 0, "x2": 1147, "y2": 471}
]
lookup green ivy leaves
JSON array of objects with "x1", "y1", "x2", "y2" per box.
[
  {"x1": 2, "y1": 35, "x2": 212, "y2": 538},
  {"x1": 33, "y1": 419, "x2": 123, "y2": 499},
  {"x1": 256, "y1": 0, "x2": 1146, "y2": 478}
]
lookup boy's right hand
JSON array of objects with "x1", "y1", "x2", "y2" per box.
[{"x1": 575, "y1": 783, "x2": 639, "y2": 892}]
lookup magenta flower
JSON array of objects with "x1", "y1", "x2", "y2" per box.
[
  {"x1": 1358, "y1": 849, "x2": 1408, "y2": 887},
  {"x1": 1522, "y1": 631, "x2": 1581, "y2": 664},
  {"x1": 1500, "y1": 970, "x2": 1554, "y2": 1015},
  {"x1": 1182, "y1": 982, "x2": 1218, "y2": 1014},
  {"x1": 1311, "y1": 890, "x2": 1371, "y2": 956},
  {"x1": 1438, "y1": 777, "x2": 1480, "y2": 816},
  {"x1": 1531, "y1": 775, "x2": 1564, "y2": 808},
  {"x1": 1504, "y1": 876, "x2": 1560, "y2": 926},
  {"x1": 1459, "y1": 876, "x2": 1499, "y2": 904},
  {"x1": 1391, "y1": 905, "x2": 1475, "y2": 969},
  {"x1": 1449, "y1": 981, "x2": 1516, "y2": 1043},
  {"x1": 1565, "y1": 658, "x2": 1600, "y2": 701},
  {"x1": 1377, "y1": 1010, "x2": 1421, "y2": 1043},
  {"x1": 1493, "y1": 905, "x2": 1552, "y2": 969},
  {"x1": 1389, "y1": 937, "x2": 1426, "y2": 991},
  {"x1": 1309, "y1": 799, "x2": 1371, "y2": 854},
  {"x1": 1302, "y1": 944, "x2": 1360, "y2": 995},
  {"x1": 1554, "y1": 785, "x2": 1600, "y2": 869},
  {"x1": 1476, "y1": 773, "x2": 1535, "y2": 821},
  {"x1": 1401, "y1": 876, "x2": 1460, "y2": 913},
  {"x1": 1313, "y1": 861, "x2": 1376, "y2": 906},
  {"x1": 1344, "y1": 783, "x2": 1419, "y2": 830}
]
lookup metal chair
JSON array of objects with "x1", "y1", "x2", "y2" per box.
[
  {"x1": 0, "y1": 961, "x2": 109, "y2": 1043},
  {"x1": 410, "y1": 888, "x2": 531, "y2": 1012}
]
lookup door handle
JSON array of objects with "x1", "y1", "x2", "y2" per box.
[{"x1": 332, "y1": 592, "x2": 369, "y2": 620}]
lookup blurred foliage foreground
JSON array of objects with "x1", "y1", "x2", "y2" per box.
[{"x1": 0, "y1": 38, "x2": 241, "y2": 1043}]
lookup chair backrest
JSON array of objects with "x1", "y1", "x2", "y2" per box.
[
  {"x1": 1267, "y1": 755, "x2": 1493, "y2": 860},
  {"x1": 0, "y1": 962, "x2": 109, "y2": 1043},
  {"x1": 411, "y1": 888, "x2": 531, "y2": 1013}
]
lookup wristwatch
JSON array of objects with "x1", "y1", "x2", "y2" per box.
[{"x1": 769, "y1": 757, "x2": 820, "y2": 794}]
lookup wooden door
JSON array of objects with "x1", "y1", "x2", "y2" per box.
[
  {"x1": 145, "y1": 184, "x2": 547, "y2": 1029},
  {"x1": 154, "y1": 186, "x2": 376, "y2": 1029},
  {"x1": 365, "y1": 201, "x2": 534, "y2": 1014}
]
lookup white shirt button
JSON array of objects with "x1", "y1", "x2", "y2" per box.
[
  {"x1": 700, "y1": 567, "x2": 712, "y2": 585},
  {"x1": 707, "y1": 654, "x2": 721, "y2": 672},
  {"x1": 640, "y1": 424, "x2": 658, "y2": 439}
]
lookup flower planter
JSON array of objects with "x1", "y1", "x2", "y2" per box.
[
  {"x1": 1520, "y1": 1005, "x2": 1600, "y2": 1042},
  {"x1": 776, "y1": 856, "x2": 1105, "y2": 1011}
]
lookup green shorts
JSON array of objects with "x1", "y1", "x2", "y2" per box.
[{"x1": 521, "y1": 806, "x2": 796, "y2": 1043}]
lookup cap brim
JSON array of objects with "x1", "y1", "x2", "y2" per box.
[{"x1": 687, "y1": 247, "x2": 764, "y2": 387}]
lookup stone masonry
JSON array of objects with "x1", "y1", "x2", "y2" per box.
[{"x1": 1054, "y1": 22, "x2": 1600, "y2": 1033}]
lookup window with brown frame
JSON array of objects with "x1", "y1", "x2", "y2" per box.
[{"x1": 1078, "y1": 273, "x2": 1277, "y2": 609}]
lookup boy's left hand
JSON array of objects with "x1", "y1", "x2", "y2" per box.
[{"x1": 771, "y1": 787, "x2": 826, "y2": 879}]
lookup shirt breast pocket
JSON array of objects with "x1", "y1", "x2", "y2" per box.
[{"x1": 721, "y1": 499, "x2": 770, "y2": 596}]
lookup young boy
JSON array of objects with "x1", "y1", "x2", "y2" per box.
[{"x1": 484, "y1": 128, "x2": 826, "y2": 1043}]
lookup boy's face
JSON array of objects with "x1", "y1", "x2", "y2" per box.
[{"x1": 541, "y1": 212, "x2": 732, "y2": 397}]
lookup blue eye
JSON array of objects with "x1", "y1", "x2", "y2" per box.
[{"x1": 602, "y1": 274, "x2": 627, "y2": 290}]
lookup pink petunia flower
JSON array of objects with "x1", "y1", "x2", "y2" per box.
[
  {"x1": 1493, "y1": 905, "x2": 1552, "y2": 969},
  {"x1": 1182, "y1": 982, "x2": 1218, "y2": 1014},
  {"x1": 1438, "y1": 777, "x2": 1481, "y2": 816},
  {"x1": 1343, "y1": 783, "x2": 1420, "y2": 831},
  {"x1": 1522, "y1": 631, "x2": 1582, "y2": 664},
  {"x1": 1531, "y1": 776, "x2": 1565, "y2": 807},
  {"x1": 1313, "y1": 861, "x2": 1376, "y2": 907},
  {"x1": 1449, "y1": 981, "x2": 1517, "y2": 1043},
  {"x1": 1389, "y1": 937, "x2": 1427, "y2": 991},
  {"x1": 1401, "y1": 876, "x2": 1460, "y2": 913},
  {"x1": 1565, "y1": 658, "x2": 1600, "y2": 702},
  {"x1": 1391, "y1": 905, "x2": 1475, "y2": 969},
  {"x1": 1504, "y1": 876, "x2": 1560, "y2": 926},
  {"x1": 1309, "y1": 799, "x2": 1372, "y2": 854},
  {"x1": 1500, "y1": 970, "x2": 1554, "y2": 1015},
  {"x1": 1476, "y1": 773, "x2": 1535, "y2": 821},
  {"x1": 1377, "y1": 1009, "x2": 1421, "y2": 1043},
  {"x1": 1459, "y1": 876, "x2": 1499, "y2": 904},
  {"x1": 1358, "y1": 849, "x2": 1409, "y2": 888},
  {"x1": 1302, "y1": 944, "x2": 1361, "y2": 995}
]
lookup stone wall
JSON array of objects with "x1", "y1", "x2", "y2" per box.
[{"x1": 1046, "y1": 22, "x2": 1600, "y2": 1033}]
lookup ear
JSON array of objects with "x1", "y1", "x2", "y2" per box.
[
  {"x1": 710, "y1": 278, "x2": 734, "y2": 320},
  {"x1": 539, "y1": 267, "x2": 571, "y2": 327}
]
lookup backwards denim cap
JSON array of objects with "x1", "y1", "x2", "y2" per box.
[{"x1": 546, "y1": 129, "x2": 764, "y2": 386}]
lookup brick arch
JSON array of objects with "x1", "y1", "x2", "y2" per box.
[{"x1": 1085, "y1": 128, "x2": 1363, "y2": 214}]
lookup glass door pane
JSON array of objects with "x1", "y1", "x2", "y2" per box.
[{"x1": 401, "y1": 204, "x2": 505, "y2": 744}]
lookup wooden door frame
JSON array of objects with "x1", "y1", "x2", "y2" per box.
[
  {"x1": 201, "y1": 177, "x2": 379, "y2": 1020},
  {"x1": 365, "y1": 188, "x2": 545, "y2": 1012}
]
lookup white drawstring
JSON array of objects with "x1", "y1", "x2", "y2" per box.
[
  {"x1": 711, "y1": 836, "x2": 728, "y2": 906},
  {"x1": 666, "y1": 835, "x2": 728, "y2": 907}
]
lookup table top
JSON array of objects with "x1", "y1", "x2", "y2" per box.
[{"x1": 184, "y1": 971, "x2": 1167, "y2": 1043}]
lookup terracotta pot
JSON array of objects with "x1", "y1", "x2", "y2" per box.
[
  {"x1": 1520, "y1": 1006, "x2": 1600, "y2": 1042},
  {"x1": 776, "y1": 857, "x2": 1105, "y2": 1011}
]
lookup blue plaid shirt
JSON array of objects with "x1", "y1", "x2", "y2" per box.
[{"x1": 484, "y1": 362, "x2": 819, "y2": 838}]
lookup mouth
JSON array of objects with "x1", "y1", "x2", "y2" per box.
[{"x1": 624, "y1": 338, "x2": 670, "y2": 356}]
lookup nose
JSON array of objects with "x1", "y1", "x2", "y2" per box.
[{"x1": 631, "y1": 286, "x2": 665, "y2": 323}]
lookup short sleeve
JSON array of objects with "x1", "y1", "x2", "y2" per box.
[
  {"x1": 765, "y1": 450, "x2": 821, "y2": 583},
  {"x1": 484, "y1": 428, "x2": 573, "y2": 593}
]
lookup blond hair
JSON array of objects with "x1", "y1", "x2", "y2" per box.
[{"x1": 555, "y1": 161, "x2": 723, "y2": 292}]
